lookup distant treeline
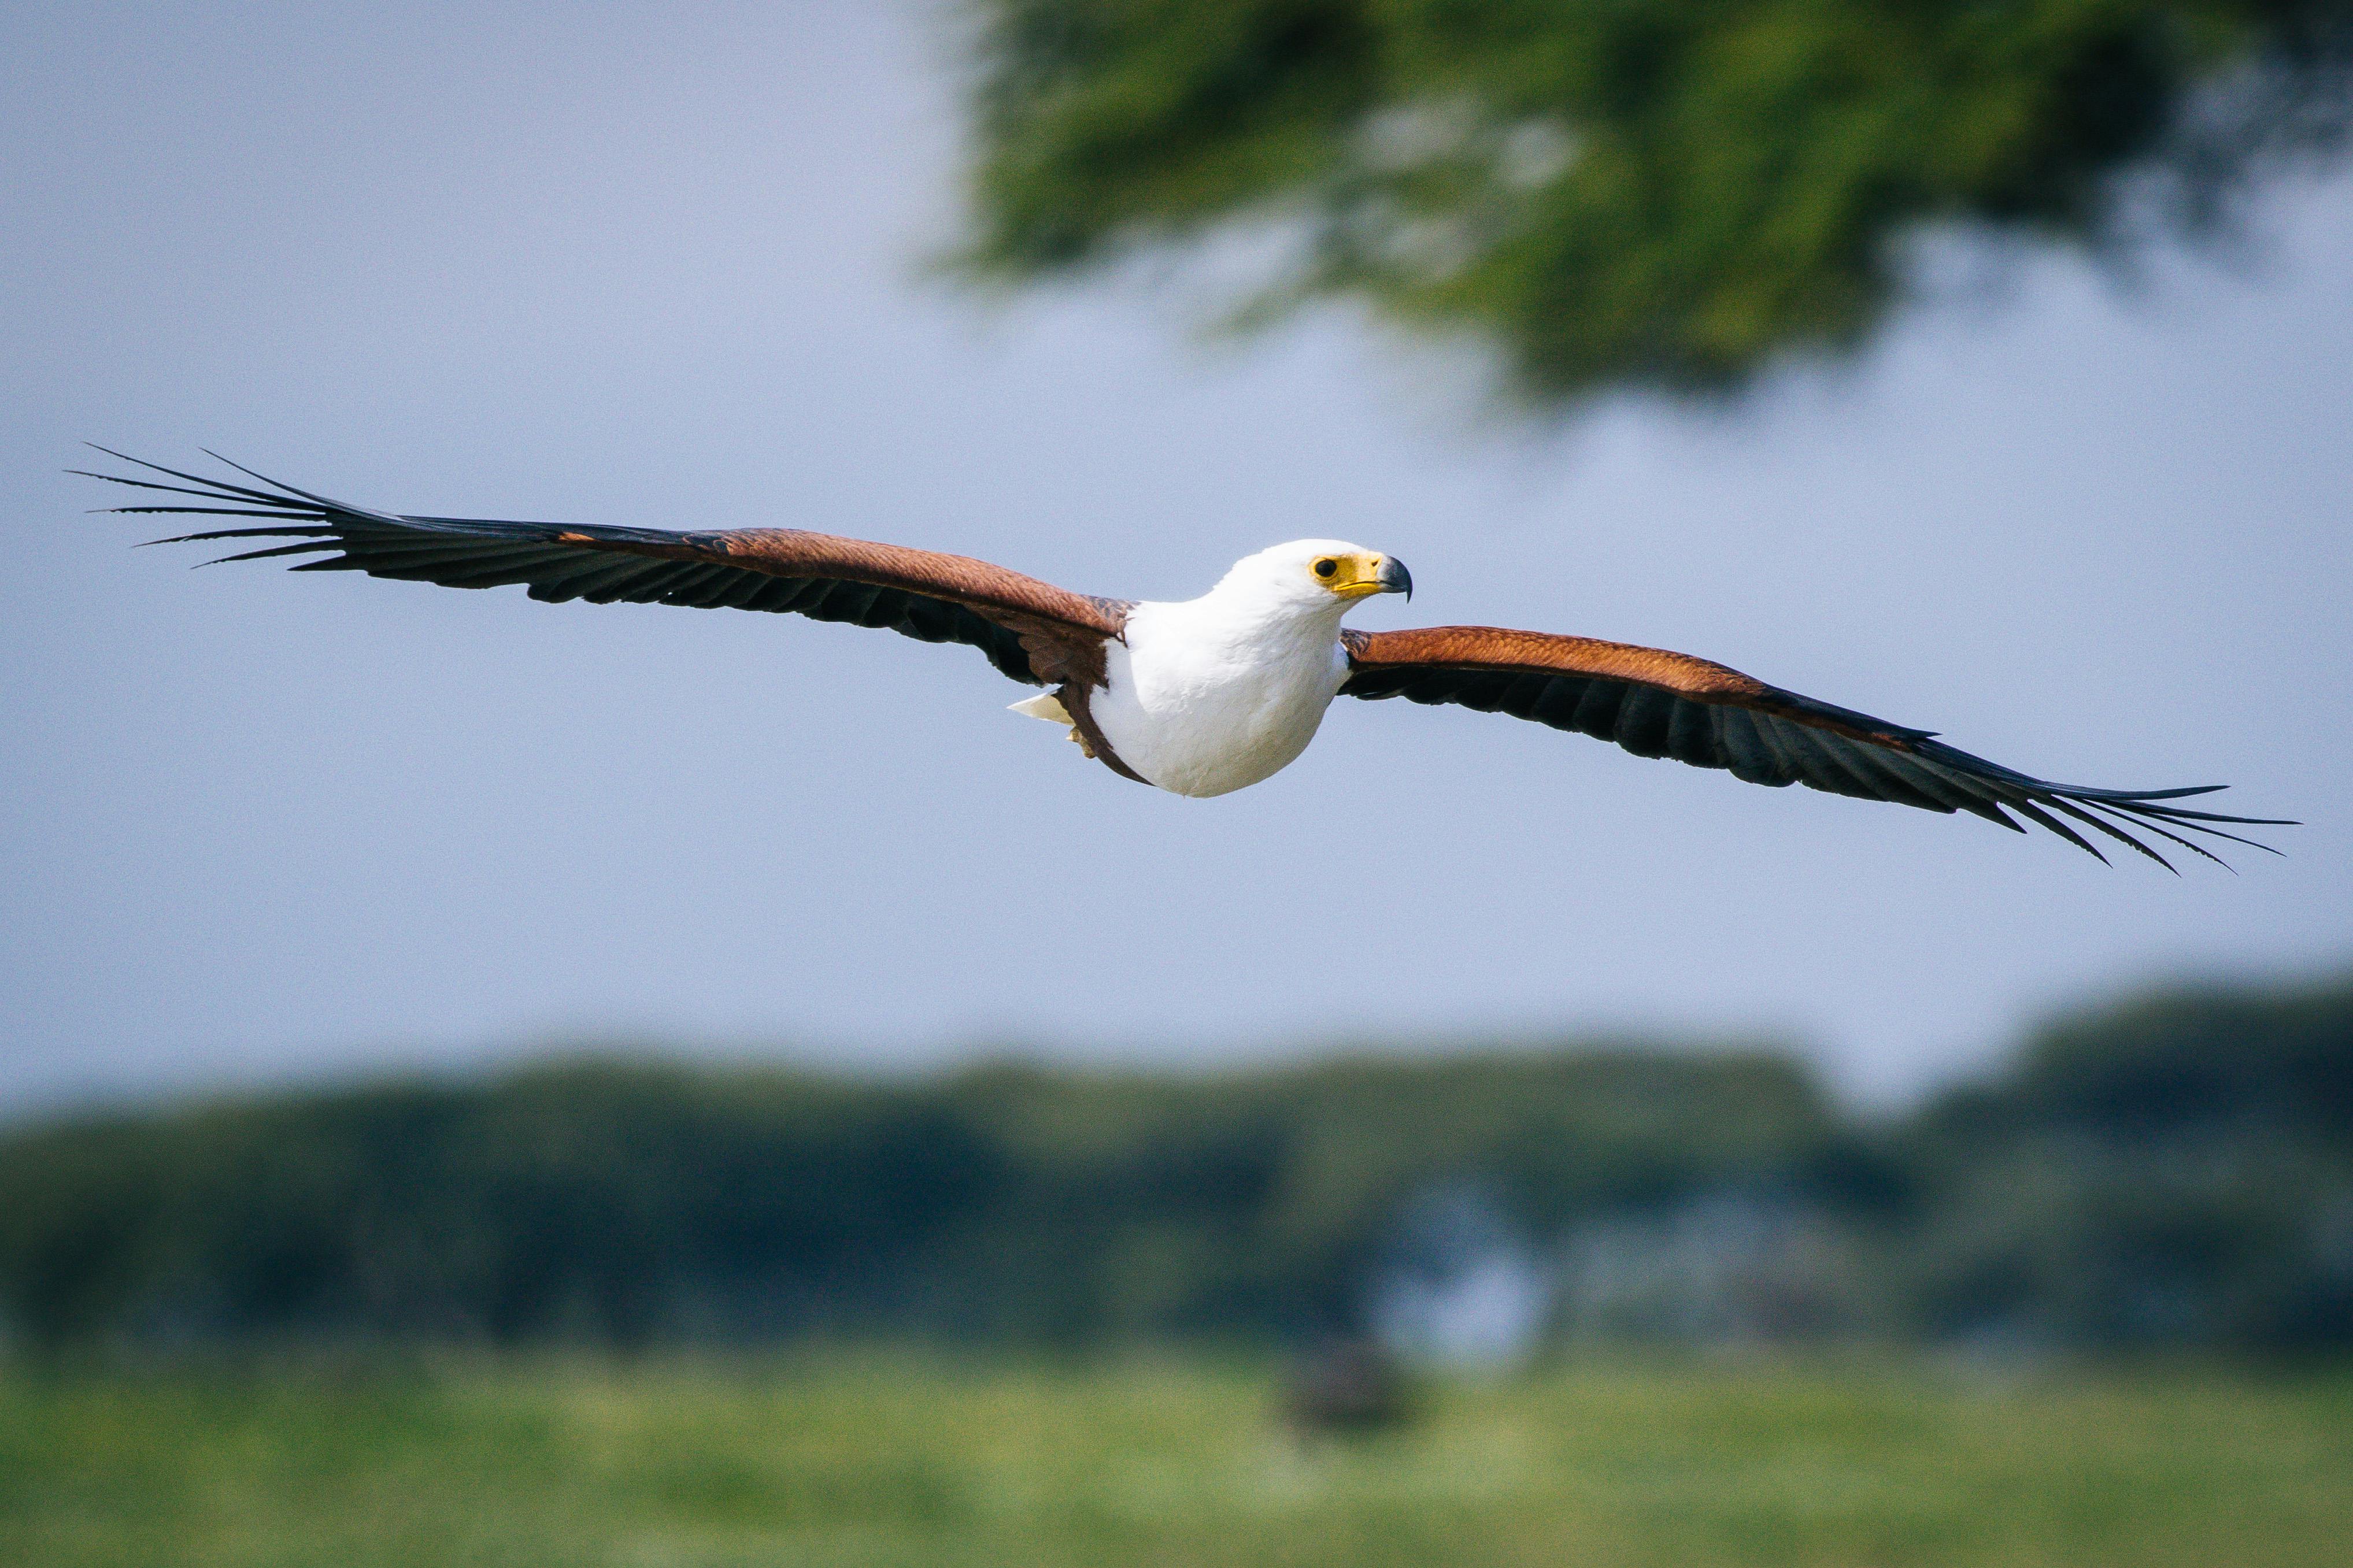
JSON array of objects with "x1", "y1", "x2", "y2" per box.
[{"x1": 3, "y1": 973, "x2": 2348, "y2": 1355}]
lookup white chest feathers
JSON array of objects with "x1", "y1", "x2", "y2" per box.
[{"x1": 1089, "y1": 595, "x2": 1353, "y2": 797}]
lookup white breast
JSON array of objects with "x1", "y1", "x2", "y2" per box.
[{"x1": 1092, "y1": 597, "x2": 1352, "y2": 797}]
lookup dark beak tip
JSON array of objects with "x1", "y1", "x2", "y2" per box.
[{"x1": 1379, "y1": 557, "x2": 1414, "y2": 599}]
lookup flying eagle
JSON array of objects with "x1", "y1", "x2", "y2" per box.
[{"x1": 83, "y1": 450, "x2": 2285, "y2": 869}]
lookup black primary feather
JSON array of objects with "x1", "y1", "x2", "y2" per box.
[
  {"x1": 1340, "y1": 659, "x2": 2293, "y2": 871},
  {"x1": 79, "y1": 448, "x2": 1044, "y2": 684}
]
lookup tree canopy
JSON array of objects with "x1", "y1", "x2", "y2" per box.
[{"x1": 959, "y1": 1, "x2": 2352, "y2": 402}]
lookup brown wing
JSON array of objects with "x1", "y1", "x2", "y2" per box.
[
  {"x1": 80, "y1": 450, "x2": 1129, "y2": 695},
  {"x1": 1339, "y1": 625, "x2": 2289, "y2": 870}
]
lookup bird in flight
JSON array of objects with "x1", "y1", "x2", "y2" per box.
[{"x1": 83, "y1": 450, "x2": 2284, "y2": 869}]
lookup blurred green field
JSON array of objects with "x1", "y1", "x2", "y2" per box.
[{"x1": 4, "y1": 1358, "x2": 2348, "y2": 1568}]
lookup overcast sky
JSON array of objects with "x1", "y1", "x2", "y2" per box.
[{"x1": 4, "y1": 2, "x2": 2348, "y2": 1119}]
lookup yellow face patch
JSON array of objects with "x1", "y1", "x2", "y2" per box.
[{"x1": 1309, "y1": 550, "x2": 1392, "y2": 599}]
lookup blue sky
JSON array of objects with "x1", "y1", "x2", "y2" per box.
[{"x1": 4, "y1": 3, "x2": 2348, "y2": 1117}]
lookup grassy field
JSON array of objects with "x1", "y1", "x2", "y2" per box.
[{"x1": 3, "y1": 1356, "x2": 2348, "y2": 1567}]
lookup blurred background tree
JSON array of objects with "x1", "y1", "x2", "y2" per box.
[
  {"x1": 959, "y1": 0, "x2": 2353, "y2": 401},
  {"x1": 5, "y1": 971, "x2": 2345, "y2": 1357}
]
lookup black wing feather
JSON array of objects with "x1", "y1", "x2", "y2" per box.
[
  {"x1": 83, "y1": 451, "x2": 1045, "y2": 684},
  {"x1": 1342, "y1": 660, "x2": 2290, "y2": 869}
]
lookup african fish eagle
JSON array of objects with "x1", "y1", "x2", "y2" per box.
[{"x1": 80, "y1": 450, "x2": 2287, "y2": 869}]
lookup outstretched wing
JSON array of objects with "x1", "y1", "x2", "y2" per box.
[
  {"x1": 1339, "y1": 625, "x2": 2289, "y2": 870},
  {"x1": 79, "y1": 450, "x2": 1131, "y2": 691}
]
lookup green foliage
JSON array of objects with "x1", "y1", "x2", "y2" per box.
[
  {"x1": 5, "y1": 1359, "x2": 2351, "y2": 1568},
  {"x1": 1, "y1": 970, "x2": 2347, "y2": 1355},
  {"x1": 0, "y1": 1047, "x2": 1845, "y2": 1350},
  {"x1": 959, "y1": 1, "x2": 2353, "y2": 401},
  {"x1": 1902, "y1": 975, "x2": 2353, "y2": 1348}
]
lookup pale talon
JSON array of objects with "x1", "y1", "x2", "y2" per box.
[{"x1": 1008, "y1": 691, "x2": 1072, "y2": 724}]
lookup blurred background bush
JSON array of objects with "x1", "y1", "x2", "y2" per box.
[{"x1": 7, "y1": 969, "x2": 2347, "y2": 1361}]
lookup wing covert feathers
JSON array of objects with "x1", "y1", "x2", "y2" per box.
[
  {"x1": 1340, "y1": 625, "x2": 2289, "y2": 870},
  {"x1": 80, "y1": 450, "x2": 1127, "y2": 690}
]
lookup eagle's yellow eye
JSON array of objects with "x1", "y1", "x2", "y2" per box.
[{"x1": 1314, "y1": 558, "x2": 1338, "y2": 579}]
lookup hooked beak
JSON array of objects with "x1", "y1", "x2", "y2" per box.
[{"x1": 1377, "y1": 555, "x2": 1412, "y2": 601}]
